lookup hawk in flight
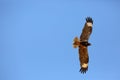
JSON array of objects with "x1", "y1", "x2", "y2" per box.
[{"x1": 73, "y1": 17, "x2": 93, "y2": 74}]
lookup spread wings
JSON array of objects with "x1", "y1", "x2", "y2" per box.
[
  {"x1": 79, "y1": 44, "x2": 89, "y2": 73},
  {"x1": 80, "y1": 17, "x2": 93, "y2": 42},
  {"x1": 73, "y1": 17, "x2": 93, "y2": 74}
]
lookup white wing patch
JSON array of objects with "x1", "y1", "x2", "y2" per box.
[
  {"x1": 87, "y1": 22, "x2": 92, "y2": 27},
  {"x1": 82, "y1": 63, "x2": 88, "y2": 68}
]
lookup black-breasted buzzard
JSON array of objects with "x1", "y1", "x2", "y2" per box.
[{"x1": 73, "y1": 17, "x2": 93, "y2": 74}]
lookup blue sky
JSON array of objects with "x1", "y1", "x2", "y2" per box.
[{"x1": 1, "y1": 0, "x2": 120, "y2": 80}]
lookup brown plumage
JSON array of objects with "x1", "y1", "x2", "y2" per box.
[{"x1": 73, "y1": 17, "x2": 93, "y2": 74}]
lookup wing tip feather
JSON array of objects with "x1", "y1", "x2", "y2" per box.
[
  {"x1": 79, "y1": 67, "x2": 88, "y2": 74},
  {"x1": 86, "y1": 17, "x2": 93, "y2": 24}
]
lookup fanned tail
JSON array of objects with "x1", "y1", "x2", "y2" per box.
[{"x1": 73, "y1": 37, "x2": 80, "y2": 48}]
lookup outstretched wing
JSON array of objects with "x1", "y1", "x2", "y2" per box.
[
  {"x1": 79, "y1": 17, "x2": 93, "y2": 73},
  {"x1": 80, "y1": 17, "x2": 93, "y2": 43},
  {"x1": 79, "y1": 45, "x2": 89, "y2": 74}
]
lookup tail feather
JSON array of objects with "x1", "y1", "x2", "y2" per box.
[{"x1": 73, "y1": 37, "x2": 80, "y2": 48}]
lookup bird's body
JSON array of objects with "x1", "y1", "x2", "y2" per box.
[{"x1": 73, "y1": 17, "x2": 93, "y2": 74}]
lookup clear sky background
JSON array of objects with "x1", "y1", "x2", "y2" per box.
[{"x1": 1, "y1": 0, "x2": 120, "y2": 80}]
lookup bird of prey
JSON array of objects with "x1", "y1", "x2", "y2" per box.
[{"x1": 73, "y1": 17, "x2": 93, "y2": 74}]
